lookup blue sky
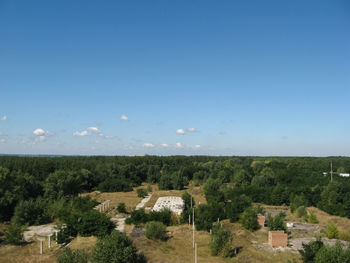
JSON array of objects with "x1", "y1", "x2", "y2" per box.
[{"x1": 0, "y1": 0, "x2": 349, "y2": 156}]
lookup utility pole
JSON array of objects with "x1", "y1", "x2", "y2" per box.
[
  {"x1": 193, "y1": 206, "x2": 195, "y2": 248},
  {"x1": 195, "y1": 243, "x2": 197, "y2": 263}
]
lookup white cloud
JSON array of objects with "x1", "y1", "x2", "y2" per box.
[
  {"x1": 73, "y1": 130, "x2": 89, "y2": 136},
  {"x1": 176, "y1": 129, "x2": 185, "y2": 135},
  {"x1": 188, "y1": 128, "x2": 196, "y2": 132},
  {"x1": 161, "y1": 143, "x2": 168, "y2": 148},
  {"x1": 194, "y1": 145, "x2": 201, "y2": 149},
  {"x1": 120, "y1": 115, "x2": 128, "y2": 121},
  {"x1": 33, "y1": 128, "x2": 48, "y2": 136},
  {"x1": 86, "y1": 126, "x2": 102, "y2": 135},
  {"x1": 0, "y1": 138, "x2": 5, "y2": 143},
  {"x1": 1, "y1": 116, "x2": 7, "y2": 121},
  {"x1": 176, "y1": 142, "x2": 183, "y2": 148},
  {"x1": 143, "y1": 143, "x2": 155, "y2": 148}
]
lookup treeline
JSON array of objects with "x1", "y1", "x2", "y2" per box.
[{"x1": 1, "y1": 155, "x2": 350, "y2": 223}]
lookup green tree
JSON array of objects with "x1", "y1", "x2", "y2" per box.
[
  {"x1": 209, "y1": 223, "x2": 232, "y2": 257},
  {"x1": 145, "y1": 221, "x2": 167, "y2": 240},
  {"x1": 266, "y1": 213, "x2": 286, "y2": 232},
  {"x1": 93, "y1": 230, "x2": 147, "y2": 263},
  {"x1": 240, "y1": 207, "x2": 259, "y2": 231},
  {"x1": 57, "y1": 248, "x2": 89, "y2": 263},
  {"x1": 137, "y1": 189, "x2": 148, "y2": 198},
  {"x1": 5, "y1": 222, "x2": 24, "y2": 245},
  {"x1": 299, "y1": 239, "x2": 324, "y2": 263}
]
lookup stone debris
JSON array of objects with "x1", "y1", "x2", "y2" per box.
[
  {"x1": 136, "y1": 194, "x2": 152, "y2": 210},
  {"x1": 152, "y1": 196, "x2": 184, "y2": 215}
]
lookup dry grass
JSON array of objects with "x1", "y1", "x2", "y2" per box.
[
  {"x1": 0, "y1": 240, "x2": 59, "y2": 263},
  {"x1": 307, "y1": 207, "x2": 350, "y2": 233},
  {"x1": 69, "y1": 235, "x2": 97, "y2": 254}
]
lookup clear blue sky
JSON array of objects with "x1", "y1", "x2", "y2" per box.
[{"x1": 0, "y1": 0, "x2": 349, "y2": 156}]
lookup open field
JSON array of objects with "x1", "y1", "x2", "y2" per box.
[{"x1": 2, "y1": 185, "x2": 350, "y2": 263}]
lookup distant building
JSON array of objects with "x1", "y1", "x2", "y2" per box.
[
  {"x1": 339, "y1": 173, "x2": 350, "y2": 177},
  {"x1": 268, "y1": 231, "x2": 288, "y2": 247},
  {"x1": 152, "y1": 196, "x2": 185, "y2": 215}
]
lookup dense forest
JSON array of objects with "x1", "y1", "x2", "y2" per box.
[{"x1": 1, "y1": 155, "x2": 350, "y2": 223}]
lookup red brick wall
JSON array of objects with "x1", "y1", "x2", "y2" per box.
[
  {"x1": 268, "y1": 231, "x2": 288, "y2": 247},
  {"x1": 257, "y1": 215, "x2": 265, "y2": 227}
]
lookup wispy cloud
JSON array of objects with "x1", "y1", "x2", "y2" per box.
[
  {"x1": 1, "y1": 115, "x2": 7, "y2": 121},
  {"x1": 120, "y1": 115, "x2": 128, "y2": 121},
  {"x1": 188, "y1": 127, "x2": 196, "y2": 132},
  {"x1": 73, "y1": 126, "x2": 110, "y2": 138},
  {"x1": 194, "y1": 144, "x2": 201, "y2": 149},
  {"x1": 143, "y1": 143, "x2": 155, "y2": 148},
  {"x1": 176, "y1": 129, "x2": 185, "y2": 135},
  {"x1": 161, "y1": 143, "x2": 168, "y2": 148}
]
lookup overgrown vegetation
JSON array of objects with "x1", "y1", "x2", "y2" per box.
[
  {"x1": 145, "y1": 221, "x2": 167, "y2": 240},
  {"x1": 209, "y1": 223, "x2": 233, "y2": 257}
]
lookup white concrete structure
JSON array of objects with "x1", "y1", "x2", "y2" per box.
[
  {"x1": 136, "y1": 194, "x2": 152, "y2": 210},
  {"x1": 340, "y1": 173, "x2": 350, "y2": 177},
  {"x1": 23, "y1": 224, "x2": 57, "y2": 242},
  {"x1": 152, "y1": 196, "x2": 185, "y2": 215},
  {"x1": 287, "y1": 222, "x2": 294, "y2": 228}
]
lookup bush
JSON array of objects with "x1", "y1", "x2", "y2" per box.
[
  {"x1": 326, "y1": 223, "x2": 339, "y2": 239},
  {"x1": 149, "y1": 209, "x2": 172, "y2": 226},
  {"x1": 125, "y1": 209, "x2": 149, "y2": 226},
  {"x1": 117, "y1": 203, "x2": 127, "y2": 214},
  {"x1": 299, "y1": 239, "x2": 324, "y2": 263},
  {"x1": 240, "y1": 207, "x2": 259, "y2": 231},
  {"x1": 76, "y1": 210, "x2": 115, "y2": 238},
  {"x1": 145, "y1": 221, "x2": 167, "y2": 240},
  {"x1": 209, "y1": 223, "x2": 232, "y2": 257},
  {"x1": 307, "y1": 211, "x2": 319, "y2": 224},
  {"x1": 93, "y1": 230, "x2": 147, "y2": 263},
  {"x1": 12, "y1": 197, "x2": 51, "y2": 226},
  {"x1": 266, "y1": 213, "x2": 286, "y2": 232},
  {"x1": 5, "y1": 223, "x2": 24, "y2": 245},
  {"x1": 295, "y1": 206, "x2": 307, "y2": 219},
  {"x1": 314, "y1": 243, "x2": 350, "y2": 263},
  {"x1": 57, "y1": 248, "x2": 89, "y2": 263},
  {"x1": 137, "y1": 189, "x2": 148, "y2": 198}
]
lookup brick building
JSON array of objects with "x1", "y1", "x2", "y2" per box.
[{"x1": 268, "y1": 231, "x2": 288, "y2": 247}]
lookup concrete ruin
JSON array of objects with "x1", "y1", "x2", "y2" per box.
[
  {"x1": 152, "y1": 196, "x2": 185, "y2": 215},
  {"x1": 94, "y1": 200, "x2": 110, "y2": 213},
  {"x1": 268, "y1": 231, "x2": 288, "y2": 247}
]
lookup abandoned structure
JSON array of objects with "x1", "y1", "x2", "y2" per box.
[
  {"x1": 257, "y1": 215, "x2": 265, "y2": 227},
  {"x1": 152, "y1": 196, "x2": 185, "y2": 215},
  {"x1": 268, "y1": 231, "x2": 288, "y2": 247}
]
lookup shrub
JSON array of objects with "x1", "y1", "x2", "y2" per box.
[
  {"x1": 299, "y1": 238, "x2": 324, "y2": 263},
  {"x1": 145, "y1": 221, "x2": 167, "y2": 240},
  {"x1": 117, "y1": 203, "x2": 127, "y2": 214},
  {"x1": 295, "y1": 206, "x2": 307, "y2": 219},
  {"x1": 326, "y1": 223, "x2": 339, "y2": 239},
  {"x1": 93, "y1": 230, "x2": 147, "y2": 263},
  {"x1": 12, "y1": 197, "x2": 51, "y2": 226},
  {"x1": 137, "y1": 189, "x2": 148, "y2": 198},
  {"x1": 149, "y1": 208, "x2": 172, "y2": 226},
  {"x1": 307, "y1": 211, "x2": 319, "y2": 224},
  {"x1": 210, "y1": 223, "x2": 233, "y2": 257},
  {"x1": 57, "y1": 248, "x2": 89, "y2": 263},
  {"x1": 5, "y1": 223, "x2": 24, "y2": 245},
  {"x1": 125, "y1": 209, "x2": 149, "y2": 226},
  {"x1": 314, "y1": 243, "x2": 350, "y2": 263},
  {"x1": 76, "y1": 210, "x2": 115, "y2": 238},
  {"x1": 266, "y1": 213, "x2": 286, "y2": 232},
  {"x1": 240, "y1": 207, "x2": 259, "y2": 232}
]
